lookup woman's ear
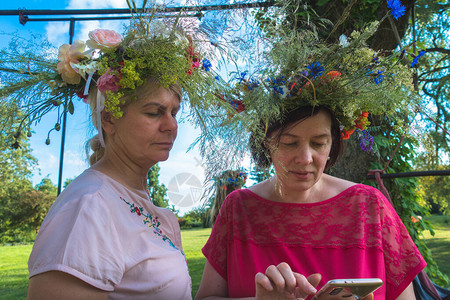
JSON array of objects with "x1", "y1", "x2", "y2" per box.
[{"x1": 100, "y1": 110, "x2": 116, "y2": 135}]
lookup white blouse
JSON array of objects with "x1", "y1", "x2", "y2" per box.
[{"x1": 29, "y1": 168, "x2": 192, "y2": 299}]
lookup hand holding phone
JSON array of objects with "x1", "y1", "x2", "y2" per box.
[{"x1": 312, "y1": 278, "x2": 383, "y2": 300}]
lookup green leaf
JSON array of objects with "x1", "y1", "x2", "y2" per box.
[
  {"x1": 68, "y1": 100, "x2": 74, "y2": 115},
  {"x1": 316, "y1": 0, "x2": 330, "y2": 6}
]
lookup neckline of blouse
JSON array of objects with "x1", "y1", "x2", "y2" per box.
[
  {"x1": 241, "y1": 183, "x2": 365, "y2": 207},
  {"x1": 88, "y1": 168, "x2": 152, "y2": 203}
]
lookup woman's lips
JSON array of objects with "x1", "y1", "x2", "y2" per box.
[
  {"x1": 154, "y1": 142, "x2": 173, "y2": 149},
  {"x1": 289, "y1": 170, "x2": 312, "y2": 180}
]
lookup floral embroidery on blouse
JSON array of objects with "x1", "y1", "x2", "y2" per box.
[{"x1": 120, "y1": 196, "x2": 185, "y2": 256}]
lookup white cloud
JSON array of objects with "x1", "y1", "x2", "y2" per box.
[
  {"x1": 68, "y1": 0, "x2": 128, "y2": 9},
  {"x1": 45, "y1": 22, "x2": 70, "y2": 45},
  {"x1": 159, "y1": 146, "x2": 205, "y2": 185},
  {"x1": 45, "y1": 0, "x2": 130, "y2": 44},
  {"x1": 32, "y1": 152, "x2": 59, "y2": 185},
  {"x1": 65, "y1": 150, "x2": 88, "y2": 168},
  {"x1": 44, "y1": 153, "x2": 59, "y2": 169}
]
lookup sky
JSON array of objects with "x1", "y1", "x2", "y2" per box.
[{"x1": 0, "y1": 0, "x2": 254, "y2": 215}]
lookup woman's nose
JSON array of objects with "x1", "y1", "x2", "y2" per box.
[
  {"x1": 294, "y1": 146, "x2": 313, "y2": 165},
  {"x1": 161, "y1": 113, "x2": 178, "y2": 132}
]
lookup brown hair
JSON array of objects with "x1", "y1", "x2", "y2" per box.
[
  {"x1": 249, "y1": 106, "x2": 343, "y2": 170},
  {"x1": 86, "y1": 78, "x2": 183, "y2": 166}
]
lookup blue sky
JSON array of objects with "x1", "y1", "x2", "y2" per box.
[{"x1": 0, "y1": 0, "x2": 254, "y2": 214}]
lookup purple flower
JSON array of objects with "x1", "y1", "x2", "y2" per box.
[
  {"x1": 307, "y1": 62, "x2": 324, "y2": 79},
  {"x1": 300, "y1": 70, "x2": 309, "y2": 77},
  {"x1": 359, "y1": 130, "x2": 374, "y2": 152},
  {"x1": 411, "y1": 50, "x2": 426, "y2": 67},
  {"x1": 387, "y1": 0, "x2": 406, "y2": 20}
]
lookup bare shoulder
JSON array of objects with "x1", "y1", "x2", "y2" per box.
[
  {"x1": 321, "y1": 174, "x2": 357, "y2": 195},
  {"x1": 248, "y1": 179, "x2": 271, "y2": 199}
]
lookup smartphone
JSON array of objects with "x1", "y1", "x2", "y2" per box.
[{"x1": 312, "y1": 278, "x2": 383, "y2": 300}]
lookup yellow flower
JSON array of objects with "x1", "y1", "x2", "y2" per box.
[{"x1": 57, "y1": 40, "x2": 86, "y2": 84}]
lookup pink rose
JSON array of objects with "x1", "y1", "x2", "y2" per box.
[
  {"x1": 57, "y1": 40, "x2": 86, "y2": 84},
  {"x1": 97, "y1": 69, "x2": 121, "y2": 94},
  {"x1": 86, "y1": 29, "x2": 122, "y2": 49}
]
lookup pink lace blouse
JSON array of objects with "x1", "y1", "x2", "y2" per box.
[{"x1": 202, "y1": 184, "x2": 426, "y2": 300}]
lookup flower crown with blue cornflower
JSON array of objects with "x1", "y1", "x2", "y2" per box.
[
  {"x1": 217, "y1": 0, "x2": 417, "y2": 155},
  {"x1": 215, "y1": 170, "x2": 247, "y2": 190},
  {"x1": 0, "y1": 6, "x2": 225, "y2": 146}
]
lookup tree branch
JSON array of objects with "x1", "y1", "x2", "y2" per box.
[{"x1": 426, "y1": 47, "x2": 450, "y2": 55}]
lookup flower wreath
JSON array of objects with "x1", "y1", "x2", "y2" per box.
[
  {"x1": 216, "y1": 1, "x2": 417, "y2": 156},
  {"x1": 214, "y1": 170, "x2": 247, "y2": 190},
  {"x1": 57, "y1": 23, "x2": 214, "y2": 120},
  {"x1": 0, "y1": 14, "x2": 225, "y2": 146}
]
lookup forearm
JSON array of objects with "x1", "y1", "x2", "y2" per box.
[{"x1": 395, "y1": 283, "x2": 416, "y2": 300}]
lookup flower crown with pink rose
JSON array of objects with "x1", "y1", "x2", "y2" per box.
[
  {"x1": 57, "y1": 23, "x2": 217, "y2": 120},
  {"x1": 0, "y1": 15, "x2": 225, "y2": 146}
]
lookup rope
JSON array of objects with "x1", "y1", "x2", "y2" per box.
[
  {"x1": 368, "y1": 169, "x2": 393, "y2": 205},
  {"x1": 367, "y1": 135, "x2": 405, "y2": 205}
]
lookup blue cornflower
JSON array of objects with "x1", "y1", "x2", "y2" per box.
[
  {"x1": 307, "y1": 62, "x2": 324, "y2": 79},
  {"x1": 237, "y1": 72, "x2": 247, "y2": 83},
  {"x1": 274, "y1": 76, "x2": 285, "y2": 85},
  {"x1": 266, "y1": 76, "x2": 285, "y2": 86},
  {"x1": 411, "y1": 50, "x2": 426, "y2": 67},
  {"x1": 247, "y1": 78, "x2": 259, "y2": 90},
  {"x1": 266, "y1": 76, "x2": 286, "y2": 94},
  {"x1": 387, "y1": 0, "x2": 406, "y2": 20},
  {"x1": 274, "y1": 86, "x2": 284, "y2": 94},
  {"x1": 214, "y1": 76, "x2": 220, "y2": 81},
  {"x1": 374, "y1": 70, "x2": 385, "y2": 85},
  {"x1": 202, "y1": 58, "x2": 212, "y2": 71},
  {"x1": 373, "y1": 54, "x2": 380, "y2": 65}
]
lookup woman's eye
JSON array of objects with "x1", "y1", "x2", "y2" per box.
[
  {"x1": 281, "y1": 142, "x2": 297, "y2": 147},
  {"x1": 312, "y1": 142, "x2": 326, "y2": 147}
]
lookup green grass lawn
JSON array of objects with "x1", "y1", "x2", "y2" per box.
[
  {"x1": 0, "y1": 218, "x2": 448, "y2": 299},
  {"x1": 181, "y1": 228, "x2": 211, "y2": 297},
  {"x1": 0, "y1": 244, "x2": 32, "y2": 300},
  {"x1": 422, "y1": 215, "x2": 450, "y2": 283}
]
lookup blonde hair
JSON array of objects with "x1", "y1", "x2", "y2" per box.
[{"x1": 86, "y1": 78, "x2": 182, "y2": 166}]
